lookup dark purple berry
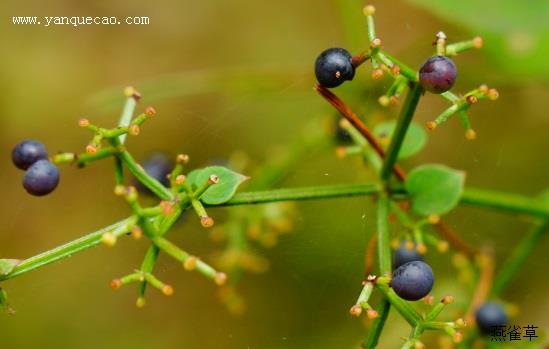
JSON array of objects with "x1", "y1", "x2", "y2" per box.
[
  {"x1": 135, "y1": 153, "x2": 172, "y2": 193},
  {"x1": 23, "y1": 160, "x2": 60, "y2": 196},
  {"x1": 334, "y1": 116, "x2": 352, "y2": 143},
  {"x1": 12, "y1": 140, "x2": 48, "y2": 170},
  {"x1": 393, "y1": 244, "x2": 424, "y2": 270},
  {"x1": 475, "y1": 302, "x2": 508, "y2": 335},
  {"x1": 391, "y1": 261, "x2": 434, "y2": 301},
  {"x1": 315, "y1": 48, "x2": 355, "y2": 88},
  {"x1": 419, "y1": 56, "x2": 457, "y2": 94}
]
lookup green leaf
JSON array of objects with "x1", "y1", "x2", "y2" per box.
[
  {"x1": 0, "y1": 259, "x2": 20, "y2": 275},
  {"x1": 187, "y1": 166, "x2": 249, "y2": 205},
  {"x1": 406, "y1": 164, "x2": 465, "y2": 216},
  {"x1": 374, "y1": 121, "x2": 427, "y2": 159}
]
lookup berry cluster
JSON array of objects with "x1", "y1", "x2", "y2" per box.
[{"x1": 11, "y1": 140, "x2": 60, "y2": 196}]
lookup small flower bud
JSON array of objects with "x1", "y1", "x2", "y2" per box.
[
  {"x1": 86, "y1": 144, "x2": 97, "y2": 155},
  {"x1": 452, "y1": 332, "x2": 463, "y2": 343},
  {"x1": 136, "y1": 297, "x2": 146, "y2": 308},
  {"x1": 479, "y1": 84, "x2": 489, "y2": 94},
  {"x1": 487, "y1": 88, "x2": 499, "y2": 100},
  {"x1": 335, "y1": 147, "x2": 347, "y2": 159},
  {"x1": 114, "y1": 185, "x2": 126, "y2": 196},
  {"x1": 175, "y1": 175, "x2": 186, "y2": 185},
  {"x1": 102, "y1": 232, "x2": 117, "y2": 247},
  {"x1": 78, "y1": 118, "x2": 90, "y2": 127},
  {"x1": 176, "y1": 154, "x2": 189, "y2": 164},
  {"x1": 371, "y1": 68, "x2": 383, "y2": 80},
  {"x1": 129, "y1": 124, "x2": 140, "y2": 136},
  {"x1": 183, "y1": 256, "x2": 198, "y2": 271},
  {"x1": 201, "y1": 216, "x2": 214, "y2": 228},
  {"x1": 162, "y1": 285, "x2": 174, "y2": 296},
  {"x1": 455, "y1": 318, "x2": 466, "y2": 328},
  {"x1": 428, "y1": 214, "x2": 440, "y2": 224},
  {"x1": 414, "y1": 341, "x2": 426, "y2": 349},
  {"x1": 437, "y1": 240, "x2": 449, "y2": 253},
  {"x1": 423, "y1": 294, "x2": 434, "y2": 305},
  {"x1": 125, "y1": 186, "x2": 138, "y2": 202},
  {"x1": 366, "y1": 308, "x2": 379, "y2": 319},
  {"x1": 390, "y1": 239, "x2": 400, "y2": 249},
  {"x1": 363, "y1": 5, "x2": 375, "y2": 16},
  {"x1": 378, "y1": 95, "x2": 390, "y2": 107},
  {"x1": 404, "y1": 240, "x2": 415, "y2": 250},
  {"x1": 390, "y1": 96, "x2": 399, "y2": 105},
  {"x1": 416, "y1": 243, "x2": 427, "y2": 254},
  {"x1": 370, "y1": 38, "x2": 382, "y2": 49},
  {"x1": 214, "y1": 272, "x2": 227, "y2": 286},
  {"x1": 110, "y1": 279, "x2": 122, "y2": 289},
  {"x1": 472, "y1": 36, "x2": 483, "y2": 49},
  {"x1": 441, "y1": 295, "x2": 454, "y2": 304},
  {"x1": 466, "y1": 95, "x2": 478, "y2": 104},
  {"x1": 465, "y1": 129, "x2": 477, "y2": 140},
  {"x1": 160, "y1": 200, "x2": 174, "y2": 216},
  {"x1": 391, "y1": 65, "x2": 401, "y2": 75},
  {"x1": 144, "y1": 106, "x2": 156, "y2": 117},
  {"x1": 131, "y1": 226, "x2": 143, "y2": 240},
  {"x1": 208, "y1": 174, "x2": 220, "y2": 184},
  {"x1": 426, "y1": 121, "x2": 437, "y2": 130},
  {"x1": 350, "y1": 304, "x2": 362, "y2": 317}
]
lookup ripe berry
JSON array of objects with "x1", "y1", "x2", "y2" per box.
[
  {"x1": 475, "y1": 302, "x2": 508, "y2": 334},
  {"x1": 391, "y1": 261, "x2": 434, "y2": 301},
  {"x1": 419, "y1": 56, "x2": 457, "y2": 94},
  {"x1": 315, "y1": 48, "x2": 355, "y2": 88},
  {"x1": 23, "y1": 160, "x2": 60, "y2": 196},
  {"x1": 393, "y1": 244, "x2": 424, "y2": 270},
  {"x1": 12, "y1": 140, "x2": 48, "y2": 170},
  {"x1": 135, "y1": 153, "x2": 172, "y2": 193}
]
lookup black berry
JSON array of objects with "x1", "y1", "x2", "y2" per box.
[
  {"x1": 334, "y1": 116, "x2": 352, "y2": 143},
  {"x1": 419, "y1": 56, "x2": 457, "y2": 94},
  {"x1": 23, "y1": 160, "x2": 60, "y2": 196},
  {"x1": 135, "y1": 153, "x2": 172, "y2": 193},
  {"x1": 391, "y1": 261, "x2": 434, "y2": 301},
  {"x1": 315, "y1": 48, "x2": 355, "y2": 88},
  {"x1": 475, "y1": 302, "x2": 508, "y2": 335},
  {"x1": 12, "y1": 140, "x2": 48, "y2": 170},
  {"x1": 393, "y1": 244, "x2": 424, "y2": 270}
]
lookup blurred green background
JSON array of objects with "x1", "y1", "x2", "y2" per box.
[{"x1": 0, "y1": 0, "x2": 548, "y2": 348}]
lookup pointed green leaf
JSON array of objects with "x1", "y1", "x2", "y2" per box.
[
  {"x1": 406, "y1": 164, "x2": 465, "y2": 216},
  {"x1": 374, "y1": 121, "x2": 427, "y2": 159},
  {"x1": 0, "y1": 259, "x2": 21, "y2": 275},
  {"x1": 187, "y1": 166, "x2": 249, "y2": 205}
]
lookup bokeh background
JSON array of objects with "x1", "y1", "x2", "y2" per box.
[{"x1": 0, "y1": 0, "x2": 548, "y2": 348}]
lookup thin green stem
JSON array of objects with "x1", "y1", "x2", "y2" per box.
[
  {"x1": 0, "y1": 218, "x2": 132, "y2": 281},
  {"x1": 362, "y1": 299, "x2": 390, "y2": 349},
  {"x1": 118, "y1": 95, "x2": 137, "y2": 144},
  {"x1": 490, "y1": 220, "x2": 548, "y2": 296},
  {"x1": 138, "y1": 245, "x2": 160, "y2": 299},
  {"x1": 110, "y1": 138, "x2": 173, "y2": 200},
  {"x1": 461, "y1": 188, "x2": 549, "y2": 219},
  {"x1": 375, "y1": 282, "x2": 421, "y2": 326},
  {"x1": 380, "y1": 83, "x2": 423, "y2": 181},
  {"x1": 377, "y1": 194, "x2": 391, "y2": 275},
  {"x1": 222, "y1": 183, "x2": 381, "y2": 206}
]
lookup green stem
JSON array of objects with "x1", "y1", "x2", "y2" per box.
[
  {"x1": 362, "y1": 299, "x2": 390, "y2": 349},
  {"x1": 138, "y1": 245, "x2": 160, "y2": 299},
  {"x1": 377, "y1": 194, "x2": 391, "y2": 275},
  {"x1": 461, "y1": 188, "x2": 549, "y2": 219},
  {"x1": 375, "y1": 282, "x2": 421, "y2": 326},
  {"x1": 380, "y1": 83, "x2": 423, "y2": 181},
  {"x1": 110, "y1": 138, "x2": 173, "y2": 200},
  {"x1": 118, "y1": 95, "x2": 137, "y2": 144},
  {"x1": 0, "y1": 218, "x2": 132, "y2": 281},
  {"x1": 490, "y1": 220, "x2": 548, "y2": 296},
  {"x1": 222, "y1": 183, "x2": 381, "y2": 206}
]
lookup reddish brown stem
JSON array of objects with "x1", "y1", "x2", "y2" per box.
[{"x1": 315, "y1": 84, "x2": 406, "y2": 181}]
